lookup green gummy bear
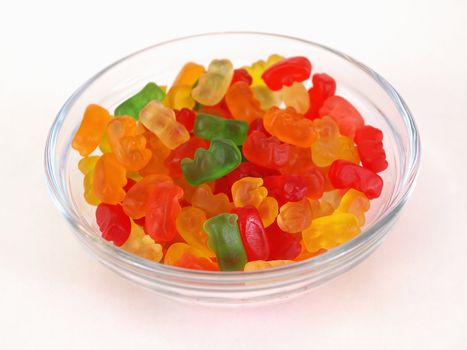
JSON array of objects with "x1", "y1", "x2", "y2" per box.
[
  {"x1": 203, "y1": 213, "x2": 247, "y2": 271},
  {"x1": 193, "y1": 113, "x2": 248, "y2": 145},
  {"x1": 114, "y1": 82, "x2": 165, "y2": 120},
  {"x1": 181, "y1": 138, "x2": 242, "y2": 186}
]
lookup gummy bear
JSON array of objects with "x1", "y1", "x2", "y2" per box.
[
  {"x1": 257, "y1": 196, "x2": 279, "y2": 228},
  {"x1": 354, "y1": 125, "x2": 388, "y2": 173},
  {"x1": 144, "y1": 182, "x2": 184, "y2": 242},
  {"x1": 224, "y1": 81, "x2": 264, "y2": 123},
  {"x1": 191, "y1": 184, "x2": 233, "y2": 217},
  {"x1": 311, "y1": 116, "x2": 360, "y2": 167},
  {"x1": 266, "y1": 222, "x2": 301, "y2": 260},
  {"x1": 243, "y1": 131, "x2": 291, "y2": 169},
  {"x1": 329, "y1": 160, "x2": 383, "y2": 199},
  {"x1": 231, "y1": 177, "x2": 268, "y2": 208},
  {"x1": 106, "y1": 116, "x2": 151, "y2": 171},
  {"x1": 319, "y1": 96, "x2": 364, "y2": 139},
  {"x1": 230, "y1": 68, "x2": 253, "y2": 86},
  {"x1": 193, "y1": 113, "x2": 248, "y2": 145},
  {"x1": 277, "y1": 198, "x2": 313, "y2": 233},
  {"x1": 122, "y1": 222, "x2": 163, "y2": 262},
  {"x1": 96, "y1": 203, "x2": 131, "y2": 246},
  {"x1": 203, "y1": 213, "x2": 248, "y2": 271},
  {"x1": 122, "y1": 174, "x2": 173, "y2": 219},
  {"x1": 302, "y1": 213, "x2": 360, "y2": 253},
  {"x1": 263, "y1": 106, "x2": 317, "y2": 148},
  {"x1": 78, "y1": 156, "x2": 100, "y2": 205},
  {"x1": 282, "y1": 82, "x2": 310, "y2": 114},
  {"x1": 139, "y1": 100, "x2": 190, "y2": 150},
  {"x1": 138, "y1": 132, "x2": 171, "y2": 177},
  {"x1": 335, "y1": 189, "x2": 370, "y2": 226},
  {"x1": 262, "y1": 56, "x2": 312, "y2": 91},
  {"x1": 181, "y1": 138, "x2": 242, "y2": 186},
  {"x1": 175, "y1": 206, "x2": 214, "y2": 257},
  {"x1": 231, "y1": 205, "x2": 270, "y2": 261},
  {"x1": 305, "y1": 73, "x2": 336, "y2": 119},
  {"x1": 251, "y1": 85, "x2": 282, "y2": 110},
  {"x1": 72, "y1": 104, "x2": 110, "y2": 157},
  {"x1": 191, "y1": 59, "x2": 234, "y2": 106},
  {"x1": 262, "y1": 175, "x2": 309, "y2": 205},
  {"x1": 175, "y1": 108, "x2": 196, "y2": 133},
  {"x1": 93, "y1": 153, "x2": 127, "y2": 204}
]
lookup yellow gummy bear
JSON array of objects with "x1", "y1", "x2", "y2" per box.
[
  {"x1": 191, "y1": 59, "x2": 234, "y2": 106},
  {"x1": 311, "y1": 116, "x2": 360, "y2": 167},
  {"x1": 78, "y1": 156, "x2": 100, "y2": 206},
  {"x1": 231, "y1": 177, "x2": 268, "y2": 208},
  {"x1": 251, "y1": 85, "x2": 282, "y2": 110},
  {"x1": 191, "y1": 184, "x2": 233, "y2": 217},
  {"x1": 282, "y1": 82, "x2": 310, "y2": 114},
  {"x1": 334, "y1": 189, "x2": 370, "y2": 226},
  {"x1": 244, "y1": 260, "x2": 294, "y2": 271},
  {"x1": 139, "y1": 100, "x2": 190, "y2": 150},
  {"x1": 244, "y1": 54, "x2": 284, "y2": 87},
  {"x1": 176, "y1": 206, "x2": 215, "y2": 257},
  {"x1": 302, "y1": 213, "x2": 360, "y2": 253},
  {"x1": 122, "y1": 223, "x2": 163, "y2": 262}
]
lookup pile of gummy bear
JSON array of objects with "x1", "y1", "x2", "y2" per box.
[{"x1": 72, "y1": 55, "x2": 387, "y2": 272}]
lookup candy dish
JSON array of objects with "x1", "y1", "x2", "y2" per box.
[{"x1": 45, "y1": 32, "x2": 420, "y2": 304}]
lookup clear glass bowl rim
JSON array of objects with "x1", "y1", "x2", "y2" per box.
[{"x1": 44, "y1": 31, "x2": 421, "y2": 284}]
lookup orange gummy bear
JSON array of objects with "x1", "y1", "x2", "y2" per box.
[
  {"x1": 93, "y1": 153, "x2": 127, "y2": 204},
  {"x1": 72, "y1": 104, "x2": 110, "y2": 156},
  {"x1": 263, "y1": 106, "x2": 317, "y2": 148}
]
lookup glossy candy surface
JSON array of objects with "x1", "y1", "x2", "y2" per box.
[{"x1": 74, "y1": 54, "x2": 388, "y2": 271}]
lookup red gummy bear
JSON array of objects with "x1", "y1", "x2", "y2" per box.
[
  {"x1": 247, "y1": 118, "x2": 270, "y2": 136},
  {"x1": 231, "y1": 205, "x2": 270, "y2": 261},
  {"x1": 96, "y1": 203, "x2": 131, "y2": 246},
  {"x1": 261, "y1": 56, "x2": 312, "y2": 91},
  {"x1": 231, "y1": 68, "x2": 253, "y2": 86},
  {"x1": 144, "y1": 182, "x2": 184, "y2": 242},
  {"x1": 175, "y1": 108, "x2": 196, "y2": 133},
  {"x1": 263, "y1": 175, "x2": 309, "y2": 205},
  {"x1": 328, "y1": 160, "x2": 383, "y2": 199},
  {"x1": 243, "y1": 130, "x2": 291, "y2": 169},
  {"x1": 319, "y1": 96, "x2": 364, "y2": 139},
  {"x1": 354, "y1": 125, "x2": 388, "y2": 173},
  {"x1": 305, "y1": 73, "x2": 336, "y2": 119},
  {"x1": 266, "y1": 222, "x2": 301, "y2": 260}
]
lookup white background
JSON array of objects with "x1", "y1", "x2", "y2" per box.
[{"x1": 1, "y1": 0, "x2": 466, "y2": 348}]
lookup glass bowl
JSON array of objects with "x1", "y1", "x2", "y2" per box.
[{"x1": 44, "y1": 32, "x2": 421, "y2": 305}]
